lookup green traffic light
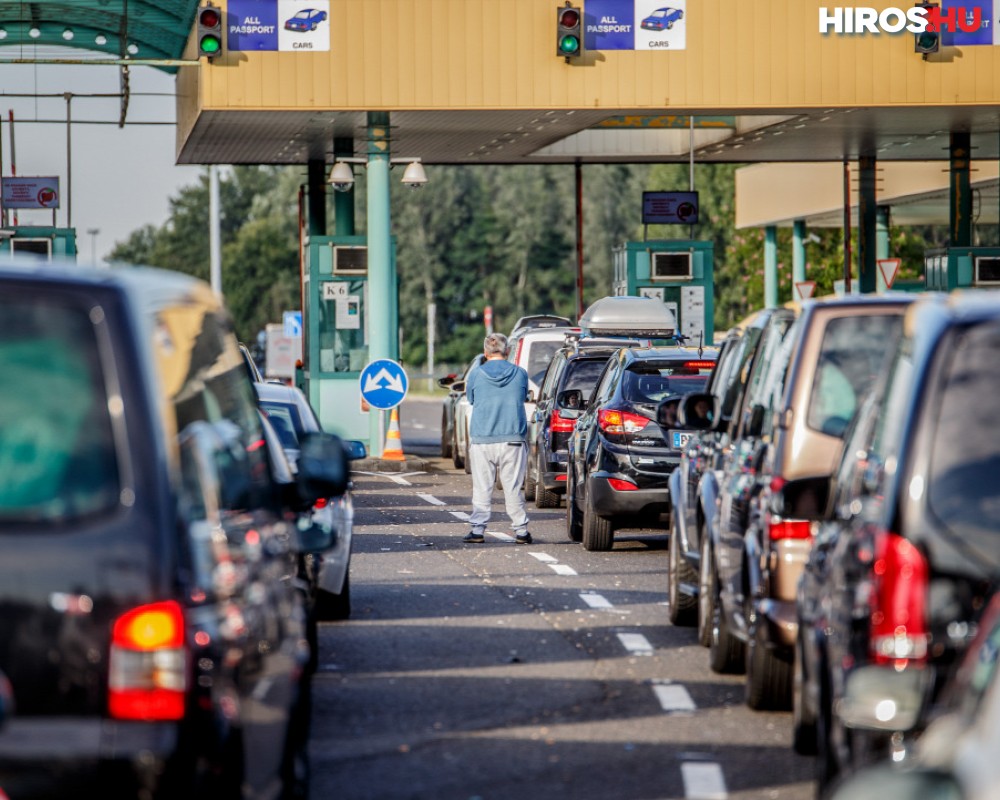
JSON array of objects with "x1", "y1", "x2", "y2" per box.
[
  {"x1": 200, "y1": 35, "x2": 221, "y2": 55},
  {"x1": 559, "y1": 34, "x2": 580, "y2": 55},
  {"x1": 915, "y1": 32, "x2": 938, "y2": 52}
]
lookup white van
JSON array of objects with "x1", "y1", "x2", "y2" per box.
[{"x1": 507, "y1": 326, "x2": 580, "y2": 428}]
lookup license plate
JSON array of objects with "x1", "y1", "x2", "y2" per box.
[{"x1": 670, "y1": 430, "x2": 695, "y2": 449}]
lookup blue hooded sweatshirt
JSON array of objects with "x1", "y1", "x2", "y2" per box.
[{"x1": 466, "y1": 358, "x2": 529, "y2": 444}]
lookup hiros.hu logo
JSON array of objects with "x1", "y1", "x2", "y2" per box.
[{"x1": 819, "y1": 5, "x2": 984, "y2": 34}]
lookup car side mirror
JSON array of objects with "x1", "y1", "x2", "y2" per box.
[
  {"x1": 745, "y1": 404, "x2": 767, "y2": 437},
  {"x1": 451, "y1": 380, "x2": 466, "y2": 394},
  {"x1": 297, "y1": 431, "x2": 350, "y2": 501},
  {"x1": 527, "y1": 389, "x2": 536, "y2": 403},
  {"x1": 678, "y1": 392, "x2": 715, "y2": 431},
  {"x1": 655, "y1": 399, "x2": 680, "y2": 429},
  {"x1": 344, "y1": 439, "x2": 367, "y2": 461},
  {"x1": 437, "y1": 374, "x2": 457, "y2": 389},
  {"x1": 557, "y1": 389, "x2": 583, "y2": 410},
  {"x1": 772, "y1": 475, "x2": 832, "y2": 521}
]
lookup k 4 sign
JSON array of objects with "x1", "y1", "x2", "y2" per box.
[{"x1": 585, "y1": 0, "x2": 687, "y2": 51}]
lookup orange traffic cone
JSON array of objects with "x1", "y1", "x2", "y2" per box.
[{"x1": 381, "y1": 407, "x2": 405, "y2": 461}]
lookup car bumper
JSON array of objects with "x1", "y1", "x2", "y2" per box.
[
  {"x1": 587, "y1": 473, "x2": 671, "y2": 519},
  {"x1": 540, "y1": 450, "x2": 569, "y2": 492}
]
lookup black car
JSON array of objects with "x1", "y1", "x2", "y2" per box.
[
  {"x1": 438, "y1": 354, "x2": 484, "y2": 467},
  {"x1": 0, "y1": 261, "x2": 350, "y2": 798},
  {"x1": 790, "y1": 291, "x2": 1000, "y2": 787},
  {"x1": 526, "y1": 337, "x2": 639, "y2": 508},
  {"x1": 566, "y1": 346, "x2": 717, "y2": 551}
]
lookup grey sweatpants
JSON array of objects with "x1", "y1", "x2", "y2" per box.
[{"x1": 468, "y1": 441, "x2": 529, "y2": 534}]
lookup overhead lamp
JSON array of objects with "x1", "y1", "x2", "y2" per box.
[
  {"x1": 0, "y1": 29, "x2": 7, "y2": 40},
  {"x1": 328, "y1": 161, "x2": 355, "y2": 193},
  {"x1": 327, "y1": 157, "x2": 429, "y2": 192},
  {"x1": 95, "y1": 34, "x2": 107, "y2": 45},
  {"x1": 28, "y1": 27, "x2": 40, "y2": 38},
  {"x1": 127, "y1": 43, "x2": 138, "y2": 54},
  {"x1": 400, "y1": 160, "x2": 427, "y2": 189},
  {"x1": 62, "y1": 28, "x2": 74, "y2": 41}
]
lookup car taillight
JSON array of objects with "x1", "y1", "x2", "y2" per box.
[
  {"x1": 314, "y1": 497, "x2": 328, "y2": 510},
  {"x1": 550, "y1": 409, "x2": 576, "y2": 433},
  {"x1": 108, "y1": 600, "x2": 187, "y2": 721},
  {"x1": 682, "y1": 360, "x2": 717, "y2": 371},
  {"x1": 869, "y1": 531, "x2": 929, "y2": 668},
  {"x1": 767, "y1": 517, "x2": 812, "y2": 540},
  {"x1": 598, "y1": 409, "x2": 649, "y2": 434},
  {"x1": 607, "y1": 478, "x2": 639, "y2": 491},
  {"x1": 514, "y1": 339, "x2": 524, "y2": 365}
]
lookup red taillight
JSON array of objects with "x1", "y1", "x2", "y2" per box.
[
  {"x1": 682, "y1": 360, "x2": 717, "y2": 371},
  {"x1": 108, "y1": 601, "x2": 187, "y2": 721},
  {"x1": 869, "y1": 532, "x2": 929, "y2": 668},
  {"x1": 555, "y1": 474, "x2": 568, "y2": 482},
  {"x1": 513, "y1": 339, "x2": 524, "y2": 366},
  {"x1": 607, "y1": 478, "x2": 639, "y2": 491},
  {"x1": 550, "y1": 409, "x2": 576, "y2": 433},
  {"x1": 598, "y1": 408, "x2": 649, "y2": 434},
  {"x1": 768, "y1": 518, "x2": 812, "y2": 540},
  {"x1": 314, "y1": 497, "x2": 328, "y2": 510}
]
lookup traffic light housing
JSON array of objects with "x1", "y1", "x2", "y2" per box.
[
  {"x1": 197, "y1": 4, "x2": 223, "y2": 59},
  {"x1": 914, "y1": 3, "x2": 940, "y2": 55},
  {"x1": 556, "y1": 4, "x2": 583, "y2": 61}
]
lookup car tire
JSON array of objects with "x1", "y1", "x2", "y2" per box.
[
  {"x1": 745, "y1": 610, "x2": 792, "y2": 710},
  {"x1": 792, "y1": 628, "x2": 818, "y2": 755},
  {"x1": 524, "y1": 454, "x2": 537, "y2": 500},
  {"x1": 697, "y1": 533, "x2": 715, "y2": 647},
  {"x1": 666, "y1": 21, "x2": 673, "y2": 29},
  {"x1": 534, "y1": 455, "x2": 560, "y2": 508},
  {"x1": 452, "y1": 430, "x2": 465, "y2": 470},
  {"x1": 441, "y1": 410, "x2": 452, "y2": 459},
  {"x1": 582, "y1": 495, "x2": 615, "y2": 552},
  {"x1": 314, "y1": 573, "x2": 350, "y2": 621},
  {"x1": 704, "y1": 541, "x2": 744, "y2": 674},
  {"x1": 463, "y1": 436, "x2": 471, "y2": 475},
  {"x1": 565, "y1": 470, "x2": 584, "y2": 542},
  {"x1": 668, "y1": 525, "x2": 698, "y2": 626}
]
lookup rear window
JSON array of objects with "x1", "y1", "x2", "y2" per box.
[
  {"x1": 0, "y1": 296, "x2": 121, "y2": 522},
  {"x1": 623, "y1": 362, "x2": 713, "y2": 404},
  {"x1": 259, "y1": 401, "x2": 303, "y2": 448},
  {"x1": 805, "y1": 313, "x2": 904, "y2": 437},
  {"x1": 524, "y1": 340, "x2": 563, "y2": 386},
  {"x1": 927, "y1": 322, "x2": 1000, "y2": 553},
  {"x1": 560, "y1": 358, "x2": 611, "y2": 394}
]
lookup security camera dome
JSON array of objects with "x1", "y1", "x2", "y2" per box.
[{"x1": 400, "y1": 161, "x2": 427, "y2": 189}]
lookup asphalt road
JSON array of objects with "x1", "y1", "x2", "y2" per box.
[{"x1": 308, "y1": 397, "x2": 817, "y2": 800}]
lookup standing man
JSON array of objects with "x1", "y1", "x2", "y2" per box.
[{"x1": 463, "y1": 333, "x2": 532, "y2": 544}]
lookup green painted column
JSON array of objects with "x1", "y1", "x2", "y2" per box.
[
  {"x1": 950, "y1": 131, "x2": 972, "y2": 247},
  {"x1": 792, "y1": 219, "x2": 806, "y2": 285},
  {"x1": 367, "y1": 112, "x2": 392, "y2": 454},
  {"x1": 858, "y1": 155, "x2": 877, "y2": 294},
  {"x1": 876, "y1": 206, "x2": 890, "y2": 260},
  {"x1": 764, "y1": 226, "x2": 778, "y2": 308},
  {"x1": 333, "y1": 136, "x2": 355, "y2": 236}
]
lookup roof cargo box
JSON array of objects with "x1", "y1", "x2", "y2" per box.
[{"x1": 578, "y1": 296, "x2": 677, "y2": 338}]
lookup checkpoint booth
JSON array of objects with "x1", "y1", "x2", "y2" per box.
[
  {"x1": 0, "y1": 227, "x2": 77, "y2": 260},
  {"x1": 923, "y1": 247, "x2": 1000, "y2": 292},
  {"x1": 612, "y1": 239, "x2": 715, "y2": 345}
]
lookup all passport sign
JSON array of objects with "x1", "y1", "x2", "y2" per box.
[{"x1": 360, "y1": 359, "x2": 408, "y2": 410}]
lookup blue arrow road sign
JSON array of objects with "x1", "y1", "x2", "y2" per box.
[{"x1": 359, "y1": 359, "x2": 409, "y2": 410}]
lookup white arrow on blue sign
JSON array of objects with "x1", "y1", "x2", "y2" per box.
[{"x1": 359, "y1": 359, "x2": 409, "y2": 410}]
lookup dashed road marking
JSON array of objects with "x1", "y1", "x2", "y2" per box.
[
  {"x1": 549, "y1": 563, "x2": 578, "y2": 576},
  {"x1": 416, "y1": 493, "x2": 446, "y2": 506},
  {"x1": 488, "y1": 531, "x2": 514, "y2": 542},
  {"x1": 529, "y1": 552, "x2": 558, "y2": 563},
  {"x1": 449, "y1": 511, "x2": 471, "y2": 521},
  {"x1": 681, "y1": 762, "x2": 727, "y2": 799},
  {"x1": 580, "y1": 592, "x2": 613, "y2": 609},
  {"x1": 617, "y1": 632, "x2": 654, "y2": 656},
  {"x1": 652, "y1": 681, "x2": 696, "y2": 713}
]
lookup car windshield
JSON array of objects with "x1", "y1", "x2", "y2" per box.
[
  {"x1": 293, "y1": 11, "x2": 312, "y2": 19},
  {"x1": 623, "y1": 364, "x2": 712, "y2": 404},
  {"x1": 651, "y1": 10, "x2": 668, "y2": 17},
  {"x1": 927, "y1": 321, "x2": 1000, "y2": 564},
  {"x1": 0, "y1": 296, "x2": 120, "y2": 523},
  {"x1": 805, "y1": 313, "x2": 904, "y2": 437},
  {"x1": 259, "y1": 401, "x2": 303, "y2": 448}
]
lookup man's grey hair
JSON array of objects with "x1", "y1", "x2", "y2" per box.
[{"x1": 484, "y1": 332, "x2": 509, "y2": 357}]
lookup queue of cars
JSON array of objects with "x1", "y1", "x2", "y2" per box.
[{"x1": 0, "y1": 259, "x2": 356, "y2": 798}]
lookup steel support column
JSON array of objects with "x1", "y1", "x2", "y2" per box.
[
  {"x1": 876, "y1": 205, "x2": 890, "y2": 260},
  {"x1": 792, "y1": 219, "x2": 806, "y2": 285},
  {"x1": 367, "y1": 112, "x2": 392, "y2": 455},
  {"x1": 764, "y1": 226, "x2": 778, "y2": 308},
  {"x1": 858, "y1": 155, "x2": 877, "y2": 294},
  {"x1": 950, "y1": 131, "x2": 972, "y2": 247}
]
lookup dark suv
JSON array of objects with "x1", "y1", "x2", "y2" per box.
[
  {"x1": 566, "y1": 346, "x2": 717, "y2": 551},
  {"x1": 791, "y1": 291, "x2": 1000, "y2": 785},
  {"x1": 0, "y1": 262, "x2": 349, "y2": 798},
  {"x1": 526, "y1": 338, "x2": 638, "y2": 508}
]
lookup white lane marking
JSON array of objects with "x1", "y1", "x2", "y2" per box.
[
  {"x1": 354, "y1": 471, "x2": 425, "y2": 486},
  {"x1": 653, "y1": 681, "x2": 696, "y2": 713},
  {"x1": 580, "y1": 592, "x2": 613, "y2": 609},
  {"x1": 488, "y1": 532, "x2": 514, "y2": 542},
  {"x1": 416, "y1": 493, "x2": 446, "y2": 506},
  {"x1": 549, "y1": 564, "x2": 578, "y2": 576},
  {"x1": 386, "y1": 474, "x2": 414, "y2": 486},
  {"x1": 529, "y1": 552, "x2": 558, "y2": 563},
  {"x1": 681, "y1": 762, "x2": 727, "y2": 799},
  {"x1": 617, "y1": 632, "x2": 654, "y2": 656},
  {"x1": 449, "y1": 511, "x2": 471, "y2": 521}
]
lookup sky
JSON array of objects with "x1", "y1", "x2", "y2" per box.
[{"x1": 1, "y1": 58, "x2": 203, "y2": 262}]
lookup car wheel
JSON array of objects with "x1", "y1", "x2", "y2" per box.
[
  {"x1": 668, "y1": 524, "x2": 698, "y2": 626},
  {"x1": 463, "y1": 436, "x2": 471, "y2": 475},
  {"x1": 524, "y1": 453, "x2": 537, "y2": 500},
  {"x1": 704, "y1": 543, "x2": 744, "y2": 674},
  {"x1": 697, "y1": 534, "x2": 715, "y2": 647},
  {"x1": 314, "y1": 573, "x2": 350, "y2": 621},
  {"x1": 792, "y1": 627, "x2": 818, "y2": 755},
  {"x1": 666, "y1": 21, "x2": 673, "y2": 29},
  {"x1": 565, "y1": 470, "x2": 583, "y2": 542},
  {"x1": 452, "y1": 429, "x2": 465, "y2": 470},
  {"x1": 582, "y1": 495, "x2": 615, "y2": 552},
  {"x1": 534, "y1": 455, "x2": 560, "y2": 508},
  {"x1": 440, "y1": 410, "x2": 452, "y2": 459},
  {"x1": 745, "y1": 608, "x2": 792, "y2": 710}
]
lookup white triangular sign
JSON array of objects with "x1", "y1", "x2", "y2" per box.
[
  {"x1": 877, "y1": 258, "x2": 901, "y2": 290},
  {"x1": 795, "y1": 281, "x2": 816, "y2": 299}
]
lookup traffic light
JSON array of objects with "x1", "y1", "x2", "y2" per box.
[
  {"x1": 914, "y1": 3, "x2": 939, "y2": 54},
  {"x1": 556, "y1": 4, "x2": 583, "y2": 61},
  {"x1": 197, "y1": 4, "x2": 223, "y2": 59}
]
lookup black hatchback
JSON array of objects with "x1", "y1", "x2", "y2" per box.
[{"x1": 566, "y1": 347, "x2": 716, "y2": 551}]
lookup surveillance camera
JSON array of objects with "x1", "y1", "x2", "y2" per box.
[
  {"x1": 327, "y1": 161, "x2": 355, "y2": 192},
  {"x1": 400, "y1": 161, "x2": 428, "y2": 189},
  {"x1": 330, "y1": 181, "x2": 353, "y2": 193}
]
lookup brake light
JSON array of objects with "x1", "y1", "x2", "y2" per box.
[
  {"x1": 682, "y1": 360, "x2": 717, "y2": 371},
  {"x1": 598, "y1": 408, "x2": 649, "y2": 434},
  {"x1": 513, "y1": 339, "x2": 524, "y2": 365},
  {"x1": 607, "y1": 478, "x2": 639, "y2": 491},
  {"x1": 108, "y1": 601, "x2": 187, "y2": 721},
  {"x1": 314, "y1": 497, "x2": 328, "y2": 510},
  {"x1": 869, "y1": 532, "x2": 929, "y2": 668},
  {"x1": 550, "y1": 409, "x2": 576, "y2": 433},
  {"x1": 555, "y1": 474, "x2": 568, "y2": 482},
  {"x1": 768, "y1": 517, "x2": 812, "y2": 540}
]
